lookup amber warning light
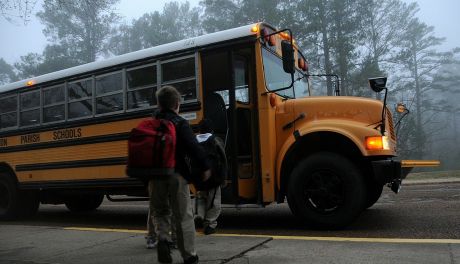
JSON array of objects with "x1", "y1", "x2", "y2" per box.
[
  {"x1": 26, "y1": 80, "x2": 35, "y2": 86},
  {"x1": 365, "y1": 136, "x2": 390, "y2": 150}
]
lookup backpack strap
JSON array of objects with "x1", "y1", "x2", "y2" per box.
[{"x1": 169, "y1": 115, "x2": 182, "y2": 126}]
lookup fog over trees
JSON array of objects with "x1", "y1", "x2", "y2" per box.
[{"x1": 1, "y1": 0, "x2": 459, "y2": 170}]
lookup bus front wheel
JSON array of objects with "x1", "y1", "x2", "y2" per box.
[
  {"x1": 65, "y1": 194, "x2": 104, "y2": 212},
  {"x1": 287, "y1": 152, "x2": 366, "y2": 229},
  {"x1": 0, "y1": 173, "x2": 39, "y2": 220}
]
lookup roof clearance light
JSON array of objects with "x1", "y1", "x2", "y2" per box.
[
  {"x1": 280, "y1": 32, "x2": 291, "y2": 40},
  {"x1": 26, "y1": 80, "x2": 35, "y2": 86},
  {"x1": 365, "y1": 136, "x2": 390, "y2": 150},
  {"x1": 298, "y1": 58, "x2": 305, "y2": 70},
  {"x1": 303, "y1": 60, "x2": 309, "y2": 72},
  {"x1": 269, "y1": 93, "x2": 277, "y2": 108},
  {"x1": 251, "y1": 25, "x2": 259, "y2": 33},
  {"x1": 298, "y1": 58, "x2": 308, "y2": 72}
]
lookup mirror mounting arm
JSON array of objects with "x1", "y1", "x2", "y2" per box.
[{"x1": 380, "y1": 87, "x2": 388, "y2": 136}]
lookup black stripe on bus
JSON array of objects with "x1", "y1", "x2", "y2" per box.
[
  {"x1": 0, "y1": 101, "x2": 201, "y2": 138},
  {"x1": 0, "y1": 121, "x2": 200, "y2": 153},
  {"x1": 18, "y1": 178, "x2": 145, "y2": 190},
  {"x1": 0, "y1": 132, "x2": 130, "y2": 153},
  {"x1": 15, "y1": 157, "x2": 127, "y2": 172}
]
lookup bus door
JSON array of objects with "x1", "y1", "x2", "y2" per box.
[{"x1": 201, "y1": 47, "x2": 261, "y2": 204}]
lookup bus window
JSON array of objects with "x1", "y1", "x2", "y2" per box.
[
  {"x1": 169, "y1": 80, "x2": 196, "y2": 102},
  {"x1": 161, "y1": 56, "x2": 197, "y2": 102},
  {"x1": 127, "y1": 65, "x2": 157, "y2": 109},
  {"x1": 235, "y1": 58, "x2": 249, "y2": 104},
  {"x1": 279, "y1": 71, "x2": 308, "y2": 98},
  {"x1": 43, "y1": 85, "x2": 65, "y2": 123},
  {"x1": 20, "y1": 90, "x2": 40, "y2": 126},
  {"x1": 95, "y1": 72, "x2": 123, "y2": 115},
  {"x1": 262, "y1": 47, "x2": 309, "y2": 98},
  {"x1": 0, "y1": 94, "x2": 18, "y2": 129},
  {"x1": 262, "y1": 48, "x2": 292, "y2": 94},
  {"x1": 69, "y1": 79, "x2": 93, "y2": 119}
]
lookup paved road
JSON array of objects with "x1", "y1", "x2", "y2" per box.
[
  {"x1": 4, "y1": 182, "x2": 460, "y2": 238},
  {"x1": 1, "y1": 182, "x2": 459, "y2": 263}
]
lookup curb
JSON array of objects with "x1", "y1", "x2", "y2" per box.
[{"x1": 403, "y1": 178, "x2": 460, "y2": 185}]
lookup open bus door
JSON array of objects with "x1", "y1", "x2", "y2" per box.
[{"x1": 201, "y1": 46, "x2": 261, "y2": 205}]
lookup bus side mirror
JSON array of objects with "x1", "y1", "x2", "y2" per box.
[
  {"x1": 281, "y1": 40, "x2": 295, "y2": 74},
  {"x1": 368, "y1": 77, "x2": 387, "y2": 93}
]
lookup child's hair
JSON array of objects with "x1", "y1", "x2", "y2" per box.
[{"x1": 156, "y1": 85, "x2": 181, "y2": 110}]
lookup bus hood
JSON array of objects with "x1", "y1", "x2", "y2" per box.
[
  {"x1": 286, "y1": 96, "x2": 396, "y2": 140},
  {"x1": 289, "y1": 96, "x2": 387, "y2": 133}
]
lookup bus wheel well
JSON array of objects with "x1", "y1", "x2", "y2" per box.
[
  {"x1": 0, "y1": 162, "x2": 39, "y2": 219},
  {"x1": 0, "y1": 162, "x2": 16, "y2": 182},
  {"x1": 279, "y1": 132, "x2": 363, "y2": 202}
]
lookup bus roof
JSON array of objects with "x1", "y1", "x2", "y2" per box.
[{"x1": 0, "y1": 23, "x2": 262, "y2": 94}]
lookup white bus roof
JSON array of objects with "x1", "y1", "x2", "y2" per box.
[{"x1": 0, "y1": 23, "x2": 262, "y2": 94}]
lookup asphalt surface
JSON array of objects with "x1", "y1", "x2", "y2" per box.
[{"x1": 0, "y1": 181, "x2": 459, "y2": 263}]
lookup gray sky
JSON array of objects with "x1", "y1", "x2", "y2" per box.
[{"x1": 0, "y1": 0, "x2": 459, "y2": 65}]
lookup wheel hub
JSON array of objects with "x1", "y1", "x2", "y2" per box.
[{"x1": 304, "y1": 170, "x2": 345, "y2": 213}]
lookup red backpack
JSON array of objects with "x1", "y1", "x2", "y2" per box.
[{"x1": 126, "y1": 118, "x2": 177, "y2": 179}]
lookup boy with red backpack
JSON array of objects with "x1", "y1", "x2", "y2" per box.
[{"x1": 128, "y1": 85, "x2": 211, "y2": 264}]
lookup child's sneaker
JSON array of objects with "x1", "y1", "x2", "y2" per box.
[
  {"x1": 146, "y1": 236, "x2": 157, "y2": 249},
  {"x1": 184, "y1": 255, "x2": 199, "y2": 264},
  {"x1": 203, "y1": 225, "x2": 216, "y2": 235}
]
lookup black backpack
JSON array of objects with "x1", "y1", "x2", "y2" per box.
[{"x1": 192, "y1": 135, "x2": 227, "y2": 191}]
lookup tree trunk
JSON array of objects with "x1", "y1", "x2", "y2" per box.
[
  {"x1": 413, "y1": 39, "x2": 423, "y2": 159},
  {"x1": 318, "y1": 1, "x2": 333, "y2": 96}
]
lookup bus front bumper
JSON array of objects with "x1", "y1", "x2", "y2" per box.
[{"x1": 371, "y1": 159, "x2": 440, "y2": 193}]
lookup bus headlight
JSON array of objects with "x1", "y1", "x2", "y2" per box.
[{"x1": 365, "y1": 136, "x2": 390, "y2": 150}]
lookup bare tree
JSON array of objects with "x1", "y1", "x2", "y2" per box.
[{"x1": 0, "y1": 0, "x2": 38, "y2": 24}]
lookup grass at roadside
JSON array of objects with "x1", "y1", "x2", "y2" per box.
[{"x1": 406, "y1": 170, "x2": 460, "y2": 181}]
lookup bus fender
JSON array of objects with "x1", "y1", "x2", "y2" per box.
[{"x1": 276, "y1": 125, "x2": 366, "y2": 200}]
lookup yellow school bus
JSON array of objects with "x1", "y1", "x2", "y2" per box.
[{"x1": 0, "y1": 23, "x2": 438, "y2": 228}]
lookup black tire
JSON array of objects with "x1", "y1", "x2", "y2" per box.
[
  {"x1": 0, "y1": 173, "x2": 39, "y2": 220},
  {"x1": 65, "y1": 194, "x2": 104, "y2": 212},
  {"x1": 287, "y1": 152, "x2": 366, "y2": 229},
  {"x1": 364, "y1": 182, "x2": 384, "y2": 209}
]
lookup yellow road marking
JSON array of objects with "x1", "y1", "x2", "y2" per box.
[
  {"x1": 65, "y1": 227, "x2": 145, "y2": 234},
  {"x1": 214, "y1": 233, "x2": 460, "y2": 244},
  {"x1": 64, "y1": 227, "x2": 460, "y2": 244}
]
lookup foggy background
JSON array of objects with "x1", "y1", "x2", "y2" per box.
[{"x1": 0, "y1": 0, "x2": 459, "y2": 170}]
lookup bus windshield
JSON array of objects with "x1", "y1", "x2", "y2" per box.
[{"x1": 262, "y1": 47, "x2": 309, "y2": 99}]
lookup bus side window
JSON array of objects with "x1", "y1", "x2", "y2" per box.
[
  {"x1": 0, "y1": 94, "x2": 18, "y2": 129},
  {"x1": 95, "y1": 72, "x2": 123, "y2": 115},
  {"x1": 234, "y1": 57, "x2": 249, "y2": 104},
  {"x1": 68, "y1": 79, "x2": 93, "y2": 119},
  {"x1": 161, "y1": 56, "x2": 197, "y2": 102},
  {"x1": 43, "y1": 85, "x2": 65, "y2": 123},
  {"x1": 20, "y1": 90, "x2": 40, "y2": 127},
  {"x1": 127, "y1": 65, "x2": 157, "y2": 109}
]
